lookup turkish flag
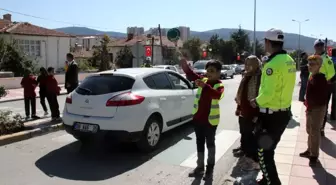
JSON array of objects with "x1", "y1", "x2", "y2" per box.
[
  {"x1": 327, "y1": 46, "x2": 333, "y2": 56},
  {"x1": 145, "y1": 46, "x2": 152, "y2": 57}
]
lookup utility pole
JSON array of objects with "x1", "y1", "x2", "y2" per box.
[
  {"x1": 292, "y1": 19, "x2": 309, "y2": 69},
  {"x1": 151, "y1": 37, "x2": 154, "y2": 65},
  {"x1": 253, "y1": 0, "x2": 256, "y2": 55},
  {"x1": 158, "y1": 24, "x2": 164, "y2": 63}
]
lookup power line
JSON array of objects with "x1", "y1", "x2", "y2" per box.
[{"x1": 0, "y1": 7, "x2": 109, "y2": 30}]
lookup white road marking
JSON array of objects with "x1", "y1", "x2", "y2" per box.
[{"x1": 180, "y1": 130, "x2": 240, "y2": 168}]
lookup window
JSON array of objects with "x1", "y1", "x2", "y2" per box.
[
  {"x1": 17, "y1": 40, "x2": 41, "y2": 56},
  {"x1": 167, "y1": 73, "x2": 190, "y2": 90},
  {"x1": 76, "y1": 75, "x2": 135, "y2": 95},
  {"x1": 145, "y1": 73, "x2": 172, "y2": 89}
]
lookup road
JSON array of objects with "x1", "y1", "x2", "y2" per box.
[{"x1": 0, "y1": 74, "x2": 301, "y2": 185}]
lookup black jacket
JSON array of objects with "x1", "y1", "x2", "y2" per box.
[
  {"x1": 300, "y1": 58, "x2": 309, "y2": 78},
  {"x1": 65, "y1": 61, "x2": 79, "y2": 87}
]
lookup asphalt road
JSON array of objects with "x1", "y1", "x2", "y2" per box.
[{"x1": 0, "y1": 74, "x2": 301, "y2": 185}]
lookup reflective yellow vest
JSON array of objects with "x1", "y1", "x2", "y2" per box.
[
  {"x1": 192, "y1": 78, "x2": 224, "y2": 126},
  {"x1": 320, "y1": 53, "x2": 335, "y2": 81}
]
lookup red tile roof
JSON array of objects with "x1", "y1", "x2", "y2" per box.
[
  {"x1": 0, "y1": 22, "x2": 72, "y2": 37},
  {"x1": 108, "y1": 35, "x2": 183, "y2": 48},
  {"x1": 0, "y1": 19, "x2": 11, "y2": 31}
]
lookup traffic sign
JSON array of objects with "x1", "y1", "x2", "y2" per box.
[
  {"x1": 145, "y1": 46, "x2": 152, "y2": 57},
  {"x1": 167, "y1": 28, "x2": 180, "y2": 42}
]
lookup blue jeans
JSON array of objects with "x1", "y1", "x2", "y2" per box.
[{"x1": 299, "y1": 75, "x2": 308, "y2": 101}]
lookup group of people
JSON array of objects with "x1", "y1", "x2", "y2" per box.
[
  {"x1": 20, "y1": 53, "x2": 79, "y2": 121},
  {"x1": 180, "y1": 28, "x2": 335, "y2": 185}
]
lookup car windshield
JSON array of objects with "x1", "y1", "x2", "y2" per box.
[
  {"x1": 193, "y1": 61, "x2": 207, "y2": 70},
  {"x1": 222, "y1": 65, "x2": 230, "y2": 70}
]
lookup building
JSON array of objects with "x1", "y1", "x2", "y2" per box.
[
  {"x1": 70, "y1": 35, "x2": 105, "y2": 51},
  {"x1": 108, "y1": 34, "x2": 183, "y2": 67},
  {"x1": 148, "y1": 27, "x2": 167, "y2": 37},
  {"x1": 178, "y1": 26, "x2": 190, "y2": 41},
  {"x1": 0, "y1": 14, "x2": 72, "y2": 70},
  {"x1": 127, "y1": 27, "x2": 144, "y2": 36}
]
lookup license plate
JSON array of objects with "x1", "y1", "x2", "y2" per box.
[{"x1": 74, "y1": 123, "x2": 98, "y2": 133}]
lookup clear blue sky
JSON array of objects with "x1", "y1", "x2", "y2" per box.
[{"x1": 1, "y1": 0, "x2": 335, "y2": 39}]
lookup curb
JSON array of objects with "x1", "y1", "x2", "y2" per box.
[
  {"x1": 0, "y1": 91, "x2": 68, "y2": 103},
  {"x1": 0, "y1": 122, "x2": 64, "y2": 147}
]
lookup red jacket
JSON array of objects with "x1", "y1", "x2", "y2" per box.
[
  {"x1": 20, "y1": 75, "x2": 37, "y2": 98},
  {"x1": 305, "y1": 73, "x2": 329, "y2": 110},
  {"x1": 181, "y1": 60, "x2": 224, "y2": 126},
  {"x1": 46, "y1": 75, "x2": 61, "y2": 95}
]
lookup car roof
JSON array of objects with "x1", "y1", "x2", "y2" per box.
[
  {"x1": 153, "y1": 65, "x2": 174, "y2": 67},
  {"x1": 194, "y1": 60, "x2": 211, "y2": 64},
  {"x1": 97, "y1": 68, "x2": 169, "y2": 78}
]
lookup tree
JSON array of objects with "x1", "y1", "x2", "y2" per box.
[
  {"x1": 183, "y1": 37, "x2": 202, "y2": 62},
  {"x1": 253, "y1": 40, "x2": 265, "y2": 58},
  {"x1": 218, "y1": 39, "x2": 236, "y2": 64},
  {"x1": 208, "y1": 34, "x2": 221, "y2": 58},
  {"x1": 115, "y1": 46, "x2": 134, "y2": 68},
  {"x1": 230, "y1": 25, "x2": 251, "y2": 54},
  {"x1": 98, "y1": 35, "x2": 111, "y2": 71}
]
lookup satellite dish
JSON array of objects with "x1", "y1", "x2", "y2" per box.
[{"x1": 167, "y1": 28, "x2": 180, "y2": 42}]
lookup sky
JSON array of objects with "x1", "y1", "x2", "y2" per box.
[{"x1": 1, "y1": 0, "x2": 335, "y2": 40}]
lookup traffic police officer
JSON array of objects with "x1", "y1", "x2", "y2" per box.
[
  {"x1": 250, "y1": 28, "x2": 296, "y2": 185},
  {"x1": 141, "y1": 57, "x2": 152, "y2": 68},
  {"x1": 313, "y1": 39, "x2": 336, "y2": 136}
]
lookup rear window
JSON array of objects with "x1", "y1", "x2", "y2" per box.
[{"x1": 76, "y1": 75, "x2": 135, "y2": 95}]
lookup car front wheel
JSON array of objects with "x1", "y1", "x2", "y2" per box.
[{"x1": 137, "y1": 116, "x2": 162, "y2": 152}]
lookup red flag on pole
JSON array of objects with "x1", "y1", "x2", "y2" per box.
[{"x1": 327, "y1": 46, "x2": 333, "y2": 56}]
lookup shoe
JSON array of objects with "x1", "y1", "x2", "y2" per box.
[
  {"x1": 241, "y1": 157, "x2": 260, "y2": 171},
  {"x1": 25, "y1": 116, "x2": 30, "y2": 120},
  {"x1": 256, "y1": 178, "x2": 267, "y2": 185},
  {"x1": 309, "y1": 157, "x2": 318, "y2": 167},
  {"x1": 188, "y1": 166, "x2": 204, "y2": 177},
  {"x1": 203, "y1": 165, "x2": 214, "y2": 181},
  {"x1": 32, "y1": 115, "x2": 40, "y2": 119},
  {"x1": 232, "y1": 146, "x2": 242, "y2": 153},
  {"x1": 321, "y1": 131, "x2": 325, "y2": 137},
  {"x1": 233, "y1": 150, "x2": 245, "y2": 157},
  {"x1": 44, "y1": 111, "x2": 48, "y2": 116},
  {"x1": 299, "y1": 150, "x2": 310, "y2": 158}
]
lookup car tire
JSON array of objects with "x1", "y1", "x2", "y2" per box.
[
  {"x1": 223, "y1": 74, "x2": 227, "y2": 79},
  {"x1": 137, "y1": 115, "x2": 162, "y2": 152},
  {"x1": 231, "y1": 74, "x2": 234, "y2": 79}
]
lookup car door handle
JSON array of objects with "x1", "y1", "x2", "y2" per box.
[
  {"x1": 181, "y1": 96, "x2": 186, "y2": 100},
  {"x1": 159, "y1": 97, "x2": 167, "y2": 101}
]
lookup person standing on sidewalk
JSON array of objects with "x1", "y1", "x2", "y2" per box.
[
  {"x1": 313, "y1": 39, "x2": 336, "y2": 136},
  {"x1": 180, "y1": 58, "x2": 224, "y2": 181},
  {"x1": 36, "y1": 67, "x2": 49, "y2": 116},
  {"x1": 299, "y1": 52, "x2": 309, "y2": 102},
  {"x1": 234, "y1": 55, "x2": 261, "y2": 171},
  {"x1": 65, "y1": 53, "x2": 79, "y2": 94},
  {"x1": 20, "y1": 70, "x2": 40, "y2": 120},
  {"x1": 46, "y1": 67, "x2": 61, "y2": 121},
  {"x1": 330, "y1": 48, "x2": 336, "y2": 120},
  {"x1": 299, "y1": 55, "x2": 329, "y2": 166},
  {"x1": 250, "y1": 28, "x2": 296, "y2": 185}
]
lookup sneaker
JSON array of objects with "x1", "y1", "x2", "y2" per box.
[
  {"x1": 44, "y1": 111, "x2": 48, "y2": 116},
  {"x1": 233, "y1": 150, "x2": 245, "y2": 157},
  {"x1": 309, "y1": 157, "x2": 318, "y2": 167},
  {"x1": 256, "y1": 178, "x2": 267, "y2": 185},
  {"x1": 188, "y1": 166, "x2": 204, "y2": 177},
  {"x1": 32, "y1": 115, "x2": 40, "y2": 119},
  {"x1": 232, "y1": 146, "x2": 242, "y2": 153},
  {"x1": 203, "y1": 165, "x2": 214, "y2": 180},
  {"x1": 299, "y1": 150, "x2": 310, "y2": 158},
  {"x1": 25, "y1": 116, "x2": 30, "y2": 120},
  {"x1": 241, "y1": 157, "x2": 260, "y2": 171}
]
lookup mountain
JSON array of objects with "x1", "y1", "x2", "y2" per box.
[{"x1": 54, "y1": 27, "x2": 317, "y2": 53}]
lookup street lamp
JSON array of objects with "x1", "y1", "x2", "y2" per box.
[
  {"x1": 253, "y1": 0, "x2": 257, "y2": 55},
  {"x1": 292, "y1": 19, "x2": 309, "y2": 68}
]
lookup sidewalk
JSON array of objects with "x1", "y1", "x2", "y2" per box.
[
  {"x1": 0, "y1": 85, "x2": 67, "y2": 103},
  {"x1": 260, "y1": 102, "x2": 336, "y2": 185}
]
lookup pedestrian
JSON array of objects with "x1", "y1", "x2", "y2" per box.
[
  {"x1": 20, "y1": 70, "x2": 39, "y2": 120},
  {"x1": 180, "y1": 58, "x2": 224, "y2": 180},
  {"x1": 313, "y1": 39, "x2": 336, "y2": 136},
  {"x1": 299, "y1": 52, "x2": 309, "y2": 102},
  {"x1": 299, "y1": 55, "x2": 329, "y2": 166},
  {"x1": 36, "y1": 67, "x2": 49, "y2": 116},
  {"x1": 250, "y1": 28, "x2": 296, "y2": 185},
  {"x1": 65, "y1": 53, "x2": 79, "y2": 94},
  {"x1": 46, "y1": 67, "x2": 61, "y2": 121},
  {"x1": 330, "y1": 48, "x2": 336, "y2": 120},
  {"x1": 234, "y1": 55, "x2": 261, "y2": 171}
]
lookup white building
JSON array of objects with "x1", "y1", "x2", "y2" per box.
[
  {"x1": 70, "y1": 35, "x2": 104, "y2": 51},
  {"x1": 127, "y1": 27, "x2": 144, "y2": 36},
  {"x1": 0, "y1": 14, "x2": 72, "y2": 70},
  {"x1": 178, "y1": 26, "x2": 190, "y2": 41}
]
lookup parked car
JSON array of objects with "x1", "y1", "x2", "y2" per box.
[
  {"x1": 221, "y1": 65, "x2": 235, "y2": 79},
  {"x1": 192, "y1": 60, "x2": 211, "y2": 76},
  {"x1": 62, "y1": 68, "x2": 197, "y2": 151},
  {"x1": 153, "y1": 65, "x2": 179, "y2": 73}
]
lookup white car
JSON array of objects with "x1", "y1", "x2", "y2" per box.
[
  {"x1": 62, "y1": 68, "x2": 197, "y2": 151},
  {"x1": 221, "y1": 65, "x2": 235, "y2": 79},
  {"x1": 153, "y1": 65, "x2": 179, "y2": 73}
]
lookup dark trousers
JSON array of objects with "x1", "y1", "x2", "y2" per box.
[
  {"x1": 299, "y1": 75, "x2": 308, "y2": 101},
  {"x1": 239, "y1": 116, "x2": 258, "y2": 162},
  {"x1": 194, "y1": 122, "x2": 217, "y2": 167},
  {"x1": 322, "y1": 84, "x2": 334, "y2": 130},
  {"x1": 256, "y1": 111, "x2": 290, "y2": 185},
  {"x1": 66, "y1": 83, "x2": 78, "y2": 94},
  {"x1": 47, "y1": 94, "x2": 60, "y2": 118},
  {"x1": 39, "y1": 91, "x2": 48, "y2": 112},
  {"x1": 331, "y1": 83, "x2": 336, "y2": 119},
  {"x1": 24, "y1": 97, "x2": 36, "y2": 117}
]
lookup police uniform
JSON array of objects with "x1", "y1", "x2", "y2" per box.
[
  {"x1": 254, "y1": 29, "x2": 296, "y2": 185},
  {"x1": 313, "y1": 39, "x2": 336, "y2": 134}
]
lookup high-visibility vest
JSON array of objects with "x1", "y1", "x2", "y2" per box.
[{"x1": 192, "y1": 78, "x2": 224, "y2": 126}]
